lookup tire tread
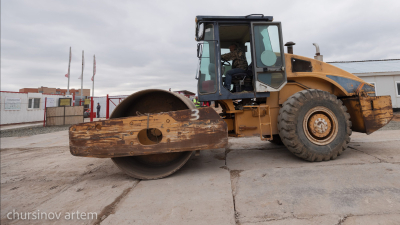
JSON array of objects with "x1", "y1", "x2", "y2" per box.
[{"x1": 277, "y1": 89, "x2": 352, "y2": 161}]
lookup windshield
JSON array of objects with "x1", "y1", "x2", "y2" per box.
[
  {"x1": 197, "y1": 24, "x2": 217, "y2": 94},
  {"x1": 254, "y1": 25, "x2": 282, "y2": 68},
  {"x1": 252, "y1": 24, "x2": 286, "y2": 89}
]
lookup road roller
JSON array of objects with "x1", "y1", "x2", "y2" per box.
[{"x1": 69, "y1": 15, "x2": 393, "y2": 179}]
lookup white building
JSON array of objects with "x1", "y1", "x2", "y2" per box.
[
  {"x1": 0, "y1": 92, "x2": 68, "y2": 125},
  {"x1": 329, "y1": 59, "x2": 400, "y2": 109}
]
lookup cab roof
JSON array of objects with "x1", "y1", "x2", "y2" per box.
[{"x1": 196, "y1": 14, "x2": 273, "y2": 22}]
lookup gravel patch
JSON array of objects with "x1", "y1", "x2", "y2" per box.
[{"x1": 0, "y1": 125, "x2": 70, "y2": 138}]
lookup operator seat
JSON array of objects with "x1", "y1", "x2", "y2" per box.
[{"x1": 231, "y1": 62, "x2": 254, "y2": 92}]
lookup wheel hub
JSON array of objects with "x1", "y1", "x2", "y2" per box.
[
  {"x1": 303, "y1": 106, "x2": 338, "y2": 145},
  {"x1": 308, "y1": 114, "x2": 332, "y2": 138}
]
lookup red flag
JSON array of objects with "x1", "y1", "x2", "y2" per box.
[
  {"x1": 91, "y1": 76, "x2": 93, "y2": 81},
  {"x1": 65, "y1": 73, "x2": 69, "y2": 78}
]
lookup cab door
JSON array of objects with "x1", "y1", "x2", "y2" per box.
[{"x1": 251, "y1": 22, "x2": 287, "y2": 92}]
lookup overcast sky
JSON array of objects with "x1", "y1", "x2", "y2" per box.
[{"x1": 2, "y1": 0, "x2": 400, "y2": 96}]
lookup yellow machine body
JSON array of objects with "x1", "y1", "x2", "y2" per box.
[{"x1": 217, "y1": 54, "x2": 393, "y2": 138}]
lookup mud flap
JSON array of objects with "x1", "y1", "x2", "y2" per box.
[
  {"x1": 342, "y1": 95, "x2": 393, "y2": 134},
  {"x1": 69, "y1": 107, "x2": 228, "y2": 158}
]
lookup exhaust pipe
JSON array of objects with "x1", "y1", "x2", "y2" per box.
[
  {"x1": 284, "y1": 42, "x2": 295, "y2": 54},
  {"x1": 313, "y1": 43, "x2": 323, "y2": 61}
]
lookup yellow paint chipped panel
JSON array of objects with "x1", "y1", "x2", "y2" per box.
[{"x1": 342, "y1": 95, "x2": 393, "y2": 134}]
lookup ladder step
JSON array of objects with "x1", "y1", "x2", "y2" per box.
[{"x1": 260, "y1": 123, "x2": 270, "y2": 125}]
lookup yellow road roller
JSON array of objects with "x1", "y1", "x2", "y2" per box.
[{"x1": 69, "y1": 15, "x2": 393, "y2": 179}]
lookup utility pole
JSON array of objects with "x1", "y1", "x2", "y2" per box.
[
  {"x1": 91, "y1": 55, "x2": 96, "y2": 121},
  {"x1": 67, "y1": 47, "x2": 71, "y2": 95},
  {"x1": 80, "y1": 50, "x2": 84, "y2": 101},
  {"x1": 92, "y1": 55, "x2": 96, "y2": 97}
]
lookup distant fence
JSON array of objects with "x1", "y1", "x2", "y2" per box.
[{"x1": 46, "y1": 106, "x2": 84, "y2": 126}]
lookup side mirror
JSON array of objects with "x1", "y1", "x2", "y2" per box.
[
  {"x1": 197, "y1": 43, "x2": 203, "y2": 58},
  {"x1": 196, "y1": 23, "x2": 204, "y2": 41}
]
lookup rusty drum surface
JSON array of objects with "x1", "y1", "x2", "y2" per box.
[{"x1": 69, "y1": 89, "x2": 228, "y2": 179}]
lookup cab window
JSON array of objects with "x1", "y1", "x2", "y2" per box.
[{"x1": 198, "y1": 24, "x2": 217, "y2": 94}]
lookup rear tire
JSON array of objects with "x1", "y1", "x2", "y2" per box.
[{"x1": 278, "y1": 89, "x2": 352, "y2": 161}]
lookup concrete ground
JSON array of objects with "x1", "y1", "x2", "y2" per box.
[
  {"x1": 0, "y1": 118, "x2": 104, "y2": 130},
  {"x1": 1, "y1": 129, "x2": 400, "y2": 225},
  {"x1": 0, "y1": 122, "x2": 43, "y2": 131}
]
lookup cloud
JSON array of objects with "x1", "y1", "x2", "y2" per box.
[{"x1": 2, "y1": 0, "x2": 400, "y2": 96}]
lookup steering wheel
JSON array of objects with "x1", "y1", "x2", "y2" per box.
[{"x1": 221, "y1": 59, "x2": 231, "y2": 66}]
